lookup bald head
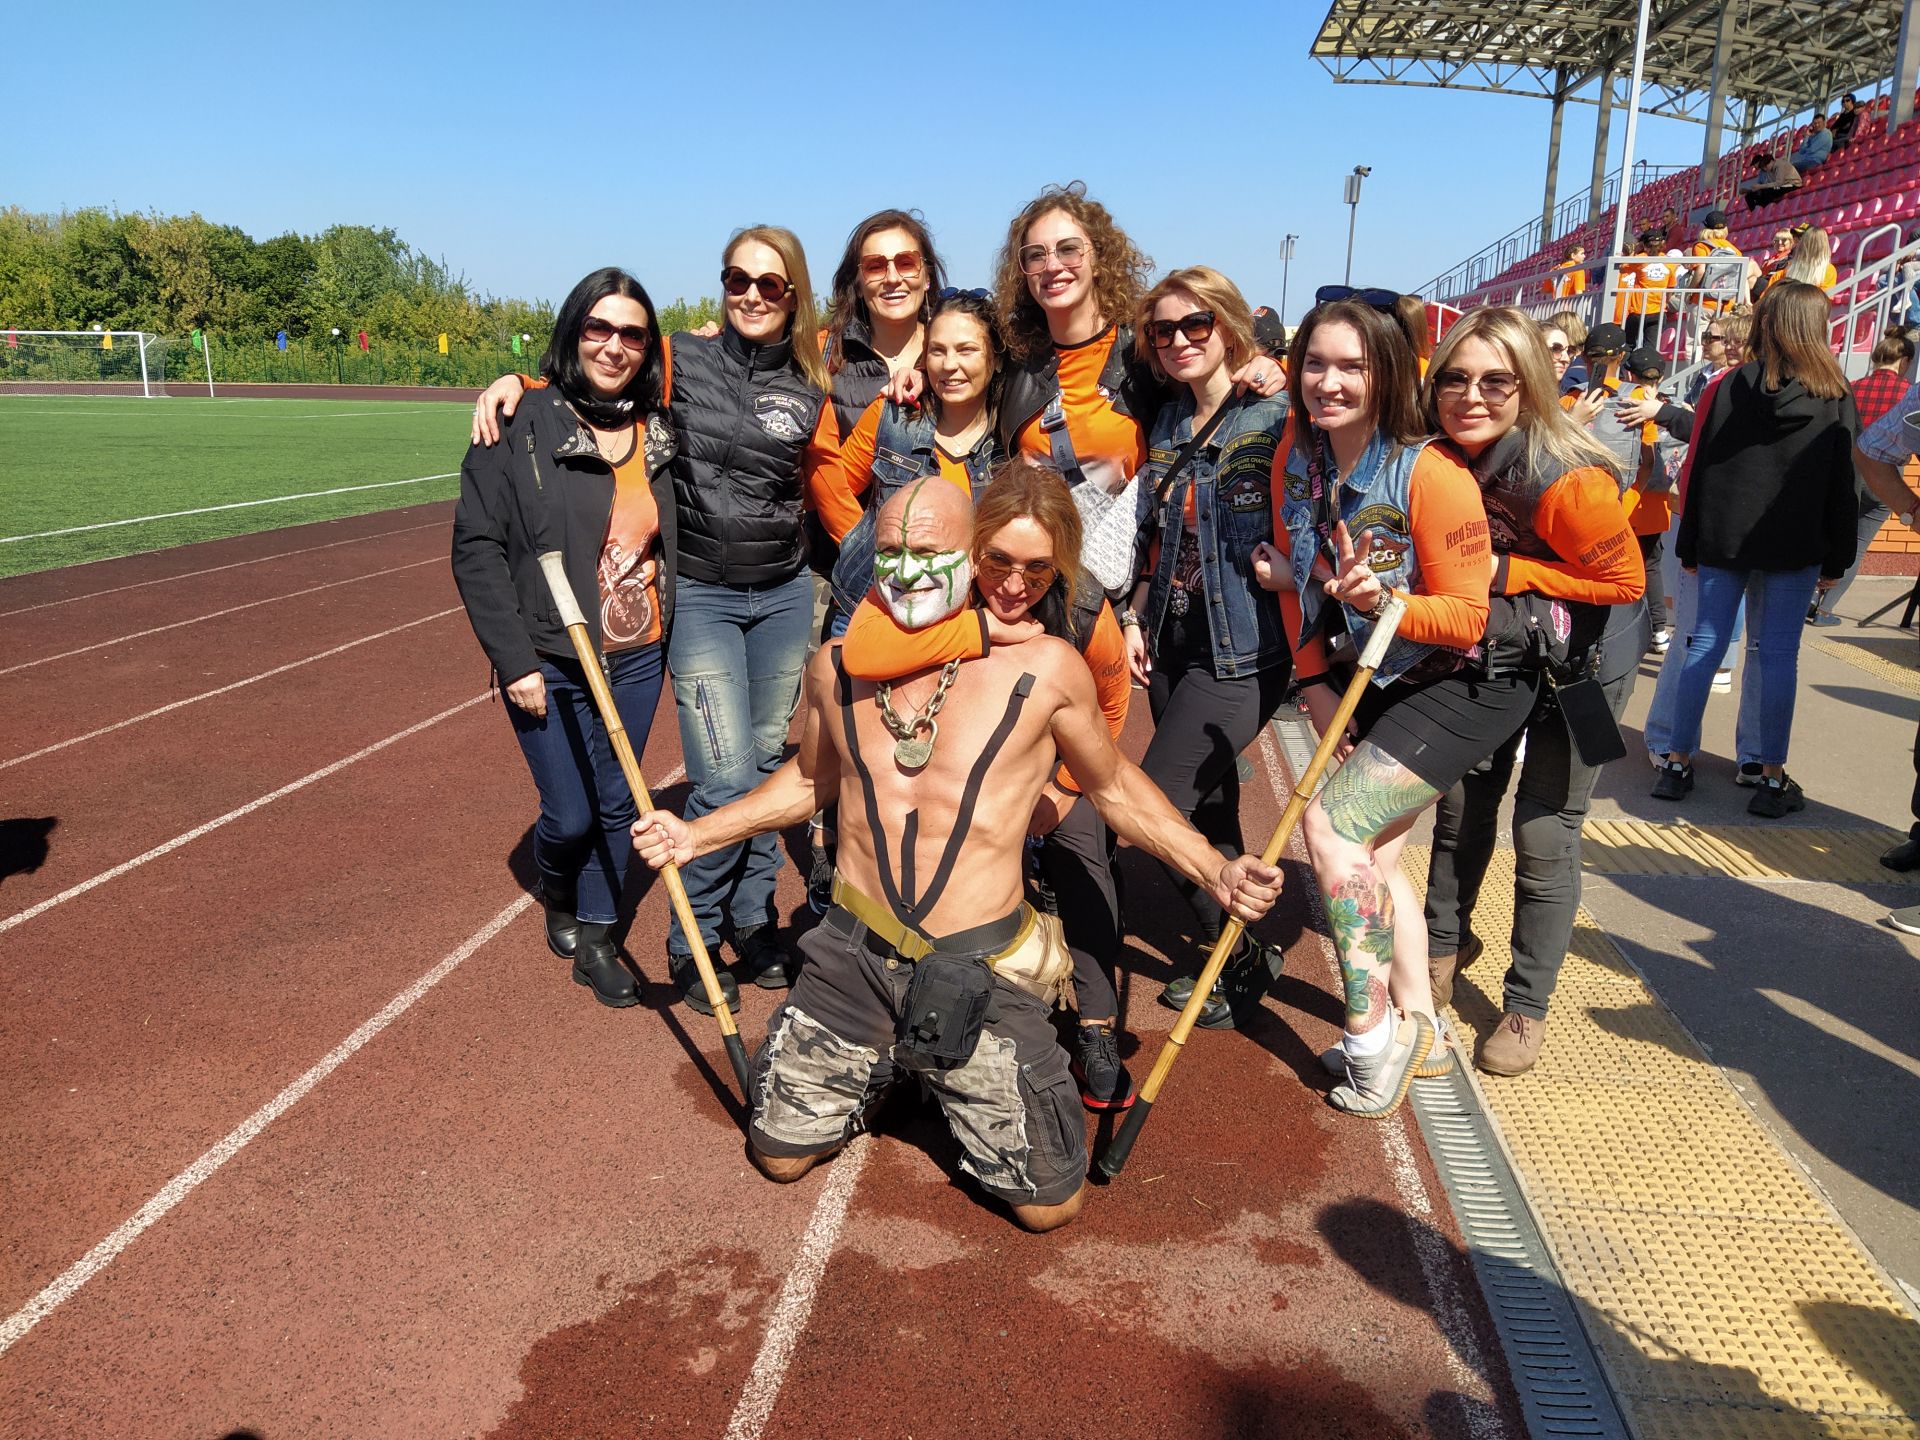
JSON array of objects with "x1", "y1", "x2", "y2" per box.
[
  {"x1": 876, "y1": 477, "x2": 973, "y2": 557},
  {"x1": 871, "y1": 478, "x2": 975, "y2": 630}
]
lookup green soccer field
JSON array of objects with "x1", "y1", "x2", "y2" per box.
[{"x1": 0, "y1": 395, "x2": 475, "y2": 577}]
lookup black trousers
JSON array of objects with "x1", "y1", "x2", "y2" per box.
[
  {"x1": 1639, "y1": 533, "x2": 1668, "y2": 634},
  {"x1": 1423, "y1": 662, "x2": 1639, "y2": 1020},
  {"x1": 1037, "y1": 797, "x2": 1121, "y2": 1019},
  {"x1": 1140, "y1": 622, "x2": 1290, "y2": 942}
]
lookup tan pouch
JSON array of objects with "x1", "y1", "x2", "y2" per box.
[{"x1": 988, "y1": 906, "x2": 1075, "y2": 1009}]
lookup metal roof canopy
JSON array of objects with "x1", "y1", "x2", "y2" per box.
[{"x1": 1311, "y1": 1, "x2": 1910, "y2": 128}]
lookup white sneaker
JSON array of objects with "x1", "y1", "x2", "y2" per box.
[
  {"x1": 1649, "y1": 627, "x2": 1671, "y2": 654},
  {"x1": 1711, "y1": 668, "x2": 1733, "y2": 692}
]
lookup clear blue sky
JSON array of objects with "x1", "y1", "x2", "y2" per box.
[{"x1": 8, "y1": 0, "x2": 1722, "y2": 323}]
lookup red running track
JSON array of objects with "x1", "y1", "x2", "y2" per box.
[{"x1": 0, "y1": 503, "x2": 1523, "y2": 1439}]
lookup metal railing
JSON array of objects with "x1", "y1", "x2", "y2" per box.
[{"x1": 1827, "y1": 222, "x2": 1920, "y2": 368}]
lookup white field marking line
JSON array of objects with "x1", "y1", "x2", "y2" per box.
[
  {"x1": 0, "y1": 759, "x2": 686, "y2": 1357},
  {"x1": 0, "y1": 558, "x2": 440, "y2": 677},
  {"x1": 721, "y1": 1136, "x2": 872, "y2": 1440},
  {"x1": 0, "y1": 406, "x2": 452, "y2": 418},
  {"x1": 0, "y1": 608, "x2": 462, "y2": 771},
  {"x1": 0, "y1": 691, "x2": 490, "y2": 937},
  {"x1": 1255, "y1": 730, "x2": 1505, "y2": 1437},
  {"x1": 0, "y1": 520, "x2": 445, "y2": 618},
  {"x1": 0, "y1": 895, "x2": 533, "y2": 1357},
  {"x1": 1, "y1": 474, "x2": 456, "y2": 544}
]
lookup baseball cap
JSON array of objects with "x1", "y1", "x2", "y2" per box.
[
  {"x1": 1251, "y1": 306, "x2": 1288, "y2": 354},
  {"x1": 1703, "y1": 208, "x2": 1729, "y2": 228},
  {"x1": 1626, "y1": 346, "x2": 1665, "y2": 378},
  {"x1": 1583, "y1": 323, "x2": 1629, "y2": 356}
]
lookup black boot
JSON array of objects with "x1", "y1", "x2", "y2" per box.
[
  {"x1": 542, "y1": 882, "x2": 580, "y2": 961},
  {"x1": 734, "y1": 924, "x2": 794, "y2": 990},
  {"x1": 572, "y1": 922, "x2": 638, "y2": 1008},
  {"x1": 668, "y1": 951, "x2": 741, "y2": 1016}
]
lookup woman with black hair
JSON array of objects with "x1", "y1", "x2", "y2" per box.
[
  {"x1": 819, "y1": 209, "x2": 947, "y2": 442},
  {"x1": 452, "y1": 267, "x2": 675, "y2": 1010}
]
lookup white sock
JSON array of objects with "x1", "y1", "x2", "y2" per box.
[{"x1": 1345, "y1": 1019, "x2": 1393, "y2": 1057}]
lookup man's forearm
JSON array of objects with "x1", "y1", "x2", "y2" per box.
[
  {"x1": 1857, "y1": 450, "x2": 1917, "y2": 515},
  {"x1": 1090, "y1": 760, "x2": 1232, "y2": 895},
  {"x1": 685, "y1": 758, "x2": 825, "y2": 860}
]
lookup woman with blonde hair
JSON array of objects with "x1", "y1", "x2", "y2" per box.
[
  {"x1": 1781, "y1": 224, "x2": 1839, "y2": 293},
  {"x1": 1410, "y1": 306, "x2": 1646, "y2": 1076},
  {"x1": 1653, "y1": 282, "x2": 1860, "y2": 818},
  {"x1": 472, "y1": 224, "x2": 839, "y2": 1007},
  {"x1": 1125, "y1": 266, "x2": 1294, "y2": 1025}
]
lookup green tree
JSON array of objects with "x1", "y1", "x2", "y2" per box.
[
  {"x1": 51, "y1": 209, "x2": 146, "y2": 329},
  {"x1": 307, "y1": 224, "x2": 406, "y2": 334}
]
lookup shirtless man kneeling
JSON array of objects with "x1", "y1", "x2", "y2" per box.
[{"x1": 632, "y1": 471, "x2": 1281, "y2": 1230}]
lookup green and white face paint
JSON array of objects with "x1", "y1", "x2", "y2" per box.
[{"x1": 874, "y1": 544, "x2": 971, "y2": 629}]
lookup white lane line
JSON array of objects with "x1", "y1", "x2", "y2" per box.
[
  {"x1": 0, "y1": 608, "x2": 463, "y2": 771},
  {"x1": 0, "y1": 895, "x2": 532, "y2": 1357},
  {"x1": 0, "y1": 758, "x2": 686, "y2": 1356},
  {"x1": 1, "y1": 474, "x2": 456, "y2": 544},
  {"x1": 721, "y1": 1137, "x2": 871, "y2": 1440},
  {"x1": 0, "y1": 692, "x2": 490, "y2": 936},
  {"x1": 1255, "y1": 730, "x2": 1504, "y2": 1437},
  {"x1": 0, "y1": 558, "x2": 440, "y2": 677},
  {"x1": 0, "y1": 520, "x2": 444, "y2": 618},
  {"x1": 0, "y1": 406, "x2": 454, "y2": 418}
]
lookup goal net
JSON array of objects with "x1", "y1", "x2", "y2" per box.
[{"x1": 0, "y1": 329, "x2": 172, "y2": 397}]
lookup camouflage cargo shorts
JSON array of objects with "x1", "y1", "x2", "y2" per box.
[{"x1": 748, "y1": 911, "x2": 1086, "y2": 1207}]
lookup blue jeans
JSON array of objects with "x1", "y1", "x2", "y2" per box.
[
  {"x1": 666, "y1": 572, "x2": 813, "y2": 953},
  {"x1": 1643, "y1": 564, "x2": 1758, "y2": 764},
  {"x1": 506, "y1": 643, "x2": 665, "y2": 925},
  {"x1": 1666, "y1": 564, "x2": 1820, "y2": 764}
]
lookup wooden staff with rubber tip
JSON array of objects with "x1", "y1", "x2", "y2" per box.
[
  {"x1": 1100, "y1": 594, "x2": 1407, "y2": 1176},
  {"x1": 536, "y1": 551, "x2": 755, "y2": 1104}
]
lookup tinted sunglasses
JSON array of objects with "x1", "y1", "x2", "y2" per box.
[
  {"x1": 1433, "y1": 369, "x2": 1518, "y2": 404},
  {"x1": 858, "y1": 250, "x2": 923, "y2": 280},
  {"x1": 1146, "y1": 310, "x2": 1217, "y2": 348},
  {"x1": 580, "y1": 316, "x2": 651, "y2": 349},
  {"x1": 721, "y1": 267, "x2": 793, "y2": 302},
  {"x1": 1017, "y1": 238, "x2": 1089, "y2": 275},
  {"x1": 1315, "y1": 284, "x2": 1400, "y2": 312},
  {"x1": 938, "y1": 286, "x2": 991, "y2": 300},
  {"x1": 976, "y1": 550, "x2": 1058, "y2": 591}
]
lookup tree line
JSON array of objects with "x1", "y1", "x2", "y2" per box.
[{"x1": 0, "y1": 207, "x2": 721, "y2": 350}]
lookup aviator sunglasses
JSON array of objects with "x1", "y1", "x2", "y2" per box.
[
  {"x1": 975, "y1": 550, "x2": 1058, "y2": 591},
  {"x1": 581, "y1": 316, "x2": 651, "y2": 349},
  {"x1": 1146, "y1": 310, "x2": 1218, "y2": 348},
  {"x1": 721, "y1": 267, "x2": 793, "y2": 302}
]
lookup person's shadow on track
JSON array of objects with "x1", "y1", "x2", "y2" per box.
[{"x1": 0, "y1": 816, "x2": 57, "y2": 888}]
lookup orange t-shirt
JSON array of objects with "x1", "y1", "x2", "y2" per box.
[
  {"x1": 1015, "y1": 327, "x2": 1149, "y2": 482},
  {"x1": 839, "y1": 594, "x2": 1130, "y2": 792},
  {"x1": 1269, "y1": 419, "x2": 1492, "y2": 675},
  {"x1": 599, "y1": 436, "x2": 663, "y2": 651},
  {"x1": 1547, "y1": 262, "x2": 1587, "y2": 298},
  {"x1": 1631, "y1": 257, "x2": 1674, "y2": 317},
  {"x1": 809, "y1": 396, "x2": 976, "y2": 545}
]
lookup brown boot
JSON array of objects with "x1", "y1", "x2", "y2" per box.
[
  {"x1": 1477, "y1": 1012, "x2": 1546, "y2": 1076},
  {"x1": 1428, "y1": 933, "x2": 1484, "y2": 1011}
]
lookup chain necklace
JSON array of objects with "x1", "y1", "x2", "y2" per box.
[{"x1": 875, "y1": 659, "x2": 961, "y2": 770}]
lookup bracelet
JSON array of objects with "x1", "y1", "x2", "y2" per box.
[
  {"x1": 1117, "y1": 607, "x2": 1141, "y2": 629},
  {"x1": 1366, "y1": 590, "x2": 1395, "y2": 621}
]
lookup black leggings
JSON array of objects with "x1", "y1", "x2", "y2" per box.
[
  {"x1": 1037, "y1": 797, "x2": 1121, "y2": 1019},
  {"x1": 1140, "y1": 635, "x2": 1291, "y2": 941}
]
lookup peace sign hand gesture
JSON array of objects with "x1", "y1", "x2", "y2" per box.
[{"x1": 1324, "y1": 521, "x2": 1384, "y2": 615}]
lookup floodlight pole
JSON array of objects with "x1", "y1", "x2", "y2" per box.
[
  {"x1": 1343, "y1": 169, "x2": 1369, "y2": 286},
  {"x1": 1280, "y1": 234, "x2": 1298, "y2": 321},
  {"x1": 1609, "y1": 0, "x2": 1654, "y2": 263}
]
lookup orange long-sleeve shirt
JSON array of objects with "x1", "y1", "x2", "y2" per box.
[
  {"x1": 808, "y1": 396, "x2": 977, "y2": 546},
  {"x1": 1494, "y1": 465, "x2": 1645, "y2": 605},
  {"x1": 1270, "y1": 429, "x2": 1492, "y2": 676},
  {"x1": 1014, "y1": 327, "x2": 1149, "y2": 480},
  {"x1": 839, "y1": 593, "x2": 1130, "y2": 792}
]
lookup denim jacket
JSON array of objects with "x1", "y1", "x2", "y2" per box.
[
  {"x1": 1277, "y1": 427, "x2": 1454, "y2": 686},
  {"x1": 829, "y1": 401, "x2": 998, "y2": 616},
  {"x1": 1141, "y1": 391, "x2": 1291, "y2": 677}
]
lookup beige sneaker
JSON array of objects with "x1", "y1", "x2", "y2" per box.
[
  {"x1": 1477, "y1": 1012, "x2": 1546, "y2": 1076},
  {"x1": 1328, "y1": 1011, "x2": 1433, "y2": 1118},
  {"x1": 1321, "y1": 1012, "x2": 1457, "y2": 1079},
  {"x1": 1428, "y1": 933, "x2": 1484, "y2": 1011}
]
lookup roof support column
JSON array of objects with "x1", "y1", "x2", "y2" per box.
[
  {"x1": 1587, "y1": 71, "x2": 1615, "y2": 243},
  {"x1": 1610, "y1": 0, "x2": 1653, "y2": 263},
  {"x1": 1700, "y1": 0, "x2": 1738, "y2": 195},
  {"x1": 1542, "y1": 71, "x2": 1567, "y2": 246},
  {"x1": 1895, "y1": 0, "x2": 1919, "y2": 129}
]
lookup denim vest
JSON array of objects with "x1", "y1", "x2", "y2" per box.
[
  {"x1": 1141, "y1": 391, "x2": 1291, "y2": 677},
  {"x1": 1277, "y1": 428, "x2": 1455, "y2": 686},
  {"x1": 829, "y1": 401, "x2": 998, "y2": 616}
]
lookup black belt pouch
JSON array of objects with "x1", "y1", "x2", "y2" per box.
[{"x1": 897, "y1": 952, "x2": 994, "y2": 1068}]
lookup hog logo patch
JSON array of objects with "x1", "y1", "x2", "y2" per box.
[{"x1": 754, "y1": 393, "x2": 808, "y2": 441}]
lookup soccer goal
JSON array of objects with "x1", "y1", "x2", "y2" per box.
[{"x1": 0, "y1": 329, "x2": 173, "y2": 397}]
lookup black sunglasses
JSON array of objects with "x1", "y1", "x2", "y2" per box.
[
  {"x1": 938, "y1": 286, "x2": 991, "y2": 301},
  {"x1": 1315, "y1": 284, "x2": 1400, "y2": 312},
  {"x1": 580, "y1": 316, "x2": 651, "y2": 349},
  {"x1": 721, "y1": 267, "x2": 793, "y2": 302},
  {"x1": 1146, "y1": 310, "x2": 1218, "y2": 348}
]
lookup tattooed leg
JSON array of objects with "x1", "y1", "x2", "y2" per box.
[
  {"x1": 1328, "y1": 869, "x2": 1396, "y2": 1033},
  {"x1": 1375, "y1": 831, "x2": 1435, "y2": 1020},
  {"x1": 1318, "y1": 742, "x2": 1441, "y2": 846}
]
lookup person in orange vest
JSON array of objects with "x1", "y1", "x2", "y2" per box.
[
  {"x1": 1544, "y1": 243, "x2": 1588, "y2": 299},
  {"x1": 1625, "y1": 230, "x2": 1674, "y2": 350}
]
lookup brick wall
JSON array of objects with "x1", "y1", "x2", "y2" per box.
[{"x1": 1863, "y1": 457, "x2": 1920, "y2": 574}]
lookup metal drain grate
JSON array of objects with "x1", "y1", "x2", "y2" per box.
[{"x1": 1269, "y1": 713, "x2": 1630, "y2": 1439}]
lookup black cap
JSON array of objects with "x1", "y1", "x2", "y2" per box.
[
  {"x1": 1703, "y1": 208, "x2": 1729, "y2": 228},
  {"x1": 1583, "y1": 322, "x2": 1629, "y2": 356},
  {"x1": 1627, "y1": 346, "x2": 1665, "y2": 378},
  {"x1": 1251, "y1": 306, "x2": 1288, "y2": 354}
]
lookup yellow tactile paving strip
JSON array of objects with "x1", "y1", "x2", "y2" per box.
[
  {"x1": 1402, "y1": 843, "x2": 1920, "y2": 1438},
  {"x1": 1807, "y1": 632, "x2": 1920, "y2": 696},
  {"x1": 1581, "y1": 818, "x2": 1914, "y2": 882}
]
